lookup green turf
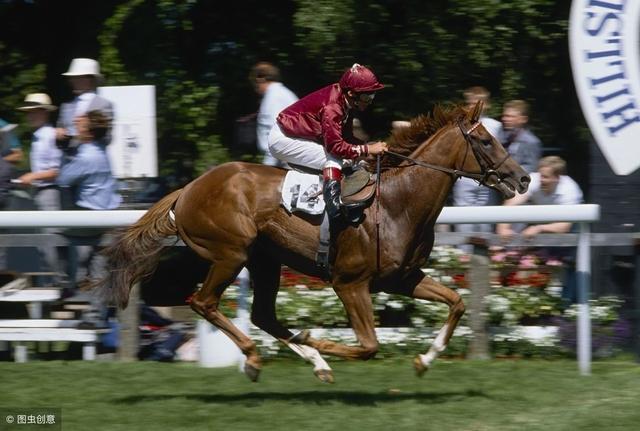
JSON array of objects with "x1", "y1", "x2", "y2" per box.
[{"x1": 0, "y1": 358, "x2": 639, "y2": 431}]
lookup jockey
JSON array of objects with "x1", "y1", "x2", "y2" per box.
[{"x1": 268, "y1": 63, "x2": 388, "y2": 220}]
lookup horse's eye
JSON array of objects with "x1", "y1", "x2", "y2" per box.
[{"x1": 481, "y1": 139, "x2": 492, "y2": 147}]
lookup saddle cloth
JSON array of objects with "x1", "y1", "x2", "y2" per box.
[{"x1": 281, "y1": 171, "x2": 325, "y2": 215}]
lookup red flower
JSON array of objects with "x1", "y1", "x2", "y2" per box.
[{"x1": 453, "y1": 273, "x2": 468, "y2": 289}]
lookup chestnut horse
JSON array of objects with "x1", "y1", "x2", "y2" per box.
[{"x1": 96, "y1": 103, "x2": 529, "y2": 382}]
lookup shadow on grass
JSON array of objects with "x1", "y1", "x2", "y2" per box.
[{"x1": 115, "y1": 389, "x2": 489, "y2": 406}]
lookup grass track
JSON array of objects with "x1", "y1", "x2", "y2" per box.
[{"x1": 1, "y1": 358, "x2": 639, "y2": 431}]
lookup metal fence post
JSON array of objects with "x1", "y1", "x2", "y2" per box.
[
  {"x1": 634, "y1": 239, "x2": 640, "y2": 363},
  {"x1": 467, "y1": 237, "x2": 490, "y2": 360},
  {"x1": 577, "y1": 222, "x2": 592, "y2": 375}
]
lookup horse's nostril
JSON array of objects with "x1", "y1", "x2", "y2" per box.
[{"x1": 521, "y1": 175, "x2": 531, "y2": 184}]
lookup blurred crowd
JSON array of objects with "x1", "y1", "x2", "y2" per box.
[{"x1": 1, "y1": 58, "x2": 121, "y2": 331}]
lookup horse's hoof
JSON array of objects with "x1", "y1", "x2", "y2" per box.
[
  {"x1": 314, "y1": 369, "x2": 334, "y2": 384},
  {"x1": 289, "y1": 329, "x2": 311, "y2": 344},
  {"x1": 413, "y1": 356, "x2": 428, "y2": 378},
  {"x1": 244, "y1": 362, "x2": 261, "y2": 382}
]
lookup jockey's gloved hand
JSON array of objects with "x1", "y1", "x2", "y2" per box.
[{"x1": 366, "y1": 141, "x2": 388, "y2": 155}]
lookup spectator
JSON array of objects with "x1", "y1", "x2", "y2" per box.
[
  {"x1": 499, "y1": 100, "x2": 541, "y2": 174},
  {"x1": 138, "y1": 304, "x2": 187, "y2": 362},
  {"x1": 0, "y1": 114, "x2": 20, "y2": 273},
  {"x1": 57, "y1": 110, "x2": 121, "y2": 301},
  {"x1": 269, "y1": 63, "x2": 387, "y2": 220},
  {"x1": 16, "y1": 93, "x2": 63, "y2": 285},
  {"x1": 497, "y1": 156, "x2": 583, "y2": 304},
  {"x1": 0, "y1": 118, "x2": 23, "y2": 164},
  {"x1": 250, "y1": 62, "x2": 298, "y2": 167},
  {"x1": 0, "y1": 155, "x2": 13, "y2": 209},
  {"x1": 453, "y1": 86, "x2": 503, "y2": 237},
  {"x1": 0, "y1": 149, "x2": 15, "y2": 272},
  {"x1": 56, "y1": 58, "x2": 114, "y2": 151}
]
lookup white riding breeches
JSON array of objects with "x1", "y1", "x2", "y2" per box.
[{"x1": 268, "y1": 124, "x2": 342, "y2": 171}]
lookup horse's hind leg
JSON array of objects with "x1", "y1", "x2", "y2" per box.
[
  {"x1": 190, "y1": 262, "x2": 262, "y2": 381},
  {"x1": 301, "y1": 281, "x2": 380, "y2": 361},
  {"x1": 393, "y1": 273, "x2": 465, "y2": 376},
  {"x1": 247, "y1": 255, "x2": 334, "y2": 383}
]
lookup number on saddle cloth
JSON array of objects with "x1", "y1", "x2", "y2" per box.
[{"x1": 281, "y1": 171, "x2": 325, "y2": 215}]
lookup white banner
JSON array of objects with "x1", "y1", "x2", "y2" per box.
[
  {"x1": 569, "y1": 0, "x2": 640, "y2": 175},
  {"x1": 98, "y1": 85, "x2": 158, "y2": 178}
]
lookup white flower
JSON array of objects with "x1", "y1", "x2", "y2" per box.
[
  {"x1": 486, "y1": 295, "x2": 510, "y2": 313},
  {"x1": 411, "y1": 317, "x2": 426, "y2": 326},
  {"x1": 545, "y1": 285, "x2": 563, "y2": 298},
  {"x1": 387, "y1": 300, "x2": 404, "y2": 310}
]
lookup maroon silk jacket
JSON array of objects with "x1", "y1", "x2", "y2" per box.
[{"x1": 276, "y1": 83, "x2": 367, "y2": 159}]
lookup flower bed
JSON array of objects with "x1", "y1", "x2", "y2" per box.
[{"x1": 221, "y1": 246, "x2": 631, "y2": 359}]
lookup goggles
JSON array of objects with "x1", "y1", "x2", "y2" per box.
[{"x1": 356, "y1": 92, "x2": 376, "y2": 103}]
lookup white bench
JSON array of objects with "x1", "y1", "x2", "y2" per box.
[
  {"x1": 0, "y1": 319, "x2": 108, "y2": 362},
  {"x1": 0, "y1": 283, "x2": 61, "y2": 319}
]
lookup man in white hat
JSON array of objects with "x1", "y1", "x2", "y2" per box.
[
  {"x1": 16, "y1": 93, "x2": 64, "y2": 284},
  {"x1": 56, "y1": 58, "x2": 114, "y2": 149}
]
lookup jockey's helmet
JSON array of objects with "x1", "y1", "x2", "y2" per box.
[{"x1": 339, "y1": 64, "x2": 384, "y2": 93}]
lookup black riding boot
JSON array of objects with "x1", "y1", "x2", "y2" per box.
[
  {"x1": 322, "y1": 167, "x2": 343, "y2": 220},
  {"x1": 323, "y1": 179, "x2": 343, "y2": 220}
]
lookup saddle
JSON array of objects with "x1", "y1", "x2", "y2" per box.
[
  {"x1": 285, "y1": 163, "x2": 376, "y2": 215},
  {"x1": 341, "y1": 167, "x2": 376, "y2": 210}
]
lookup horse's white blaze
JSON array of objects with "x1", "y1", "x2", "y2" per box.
[
  {"x1": 287, "y1": 343, "x2": 332, "y2": 371},
  {"x1": 420, "y1": 323, "x2": 449, "y2": 367}
]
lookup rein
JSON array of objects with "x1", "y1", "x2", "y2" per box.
[{"x1": 384, "y1": 149, "x2": 485, "y2": 182}]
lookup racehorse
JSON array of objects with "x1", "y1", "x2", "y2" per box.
[{"x1": 96, "y1": 102, "x2": 530, "y2": 382}]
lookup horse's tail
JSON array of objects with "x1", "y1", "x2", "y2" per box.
[{"x1": 96, "y1": 189, "x2": 183, "y2": 309}]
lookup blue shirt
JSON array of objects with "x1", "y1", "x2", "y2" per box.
[
  {"x1": 57, "y1": 142, "x2": 122, "y2": 210},
  {"x1": 30, "y1": 124, "x2": 62, "y2": 188}
]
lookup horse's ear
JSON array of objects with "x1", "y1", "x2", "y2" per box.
[{"x1": 470, "y1": 101, "x2": 483, "y2": 122}]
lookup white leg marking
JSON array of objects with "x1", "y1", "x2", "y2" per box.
[
  {"x1": 287, "y1": 343, "x2": 332, "y2": 372},
  {"x1": 420, "y1": 323, "x2": 449, "y2": 368}
]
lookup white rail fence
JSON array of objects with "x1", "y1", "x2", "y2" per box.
[{"x1": 0, "y1": 205, "x2": 601, "y2": 374}]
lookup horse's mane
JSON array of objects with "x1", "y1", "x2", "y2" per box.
[{"x1": 372, "y1": 104, "x2": 470, "y2": 170}]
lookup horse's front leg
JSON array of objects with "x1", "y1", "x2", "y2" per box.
[
  {"x1": 392, "y1": 273, "x2": 466, "y2": 376},
  {"x1": 302, "y1": 281, "x2": 379, "y2": 361}
]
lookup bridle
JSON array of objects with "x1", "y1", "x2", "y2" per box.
[{"x1": 384, "y1": 120, "x2": 511, "y2": 187}]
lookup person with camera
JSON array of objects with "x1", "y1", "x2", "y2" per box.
[{"x1": 57, "y1": 110, "x2": 121, "y2": 304}]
